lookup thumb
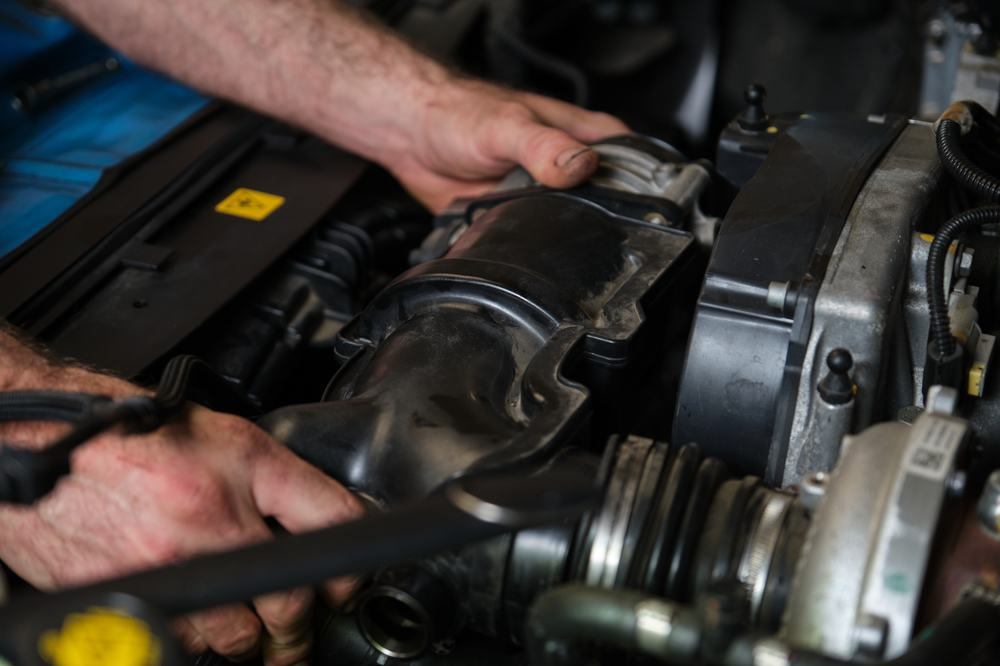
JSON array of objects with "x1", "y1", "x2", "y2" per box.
[{"x1": 495, "y1": 116, "x2": 600, "y2": 189}]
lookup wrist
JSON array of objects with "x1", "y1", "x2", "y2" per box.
[
  {"x1": 309, "y1": 37, "x2": 457, "y2": 169},
  {"x1": 0, "y1": 368, "x2": 144, "y2": 450}
]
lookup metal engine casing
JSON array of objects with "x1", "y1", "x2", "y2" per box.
[{"x1": 674, "y1": 116, "x2": 944, "y2": 485}]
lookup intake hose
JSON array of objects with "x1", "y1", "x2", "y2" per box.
[
  {"x1": 926, "y1": 207, "x2": 1000, "y2": 359},
  {"x1": 935, "y1": 101, "x2": 1000, "y2": 203}
]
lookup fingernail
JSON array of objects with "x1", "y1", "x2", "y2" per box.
[{"x1": 555, "y1": 147, "x2": 592, "y2": 169}]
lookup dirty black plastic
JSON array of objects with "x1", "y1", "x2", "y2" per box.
[
  {"x1": 261, "y1": 191, "x2": 696, "y2": 505},
  {"x1": 0, "y1": 107, "x2": 368, "y2": 378},
  {"x1": 674, "y1": 113, "x2": 905, "y2": 481}
]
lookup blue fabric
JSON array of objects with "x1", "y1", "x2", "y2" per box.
[{"x1": 0, "y1": 2, "x2": 209, "y2": 258}]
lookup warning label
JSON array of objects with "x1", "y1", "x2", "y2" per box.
[{"x1": 214, "y1": 187, "x2": 285, "y2": 221}]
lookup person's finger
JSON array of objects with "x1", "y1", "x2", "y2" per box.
[
  {"x1": 487, "y1": 113, "x2": 599, "y2": 189},
  {"x1": 171, "y1": 617, "x2": 209, "y2": 655},
  {"x1": 255, "y1": 586, "x2": 315, "y2": 666},
  {"x1": 251, "y1": 445, "x2": 366, "y2": 604},
  {"x1": 186, "y1": 605, "x2": 263, "y2": 661},
  {"x1": 518, "y1": 93, "x2": 631, "y2": 142}
]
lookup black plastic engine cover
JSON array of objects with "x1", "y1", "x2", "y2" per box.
[
  {"x1": 673, "y1": 113, "x2": 905, "y2": 479},
  {"x1": 262, "y1": 192, "x2": 695, "y2": 503}
]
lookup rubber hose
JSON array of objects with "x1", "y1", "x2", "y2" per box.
[
  {"x1": 936, "y1": 119, "x2": 1000, "y2": 203},
  {"x1": 926, "y1": 206, "x2": 1000, "y2": 358}
]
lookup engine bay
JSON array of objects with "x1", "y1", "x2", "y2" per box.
[{"x1": 2, "y1": 1, "x2": 1000, "y2": 665}]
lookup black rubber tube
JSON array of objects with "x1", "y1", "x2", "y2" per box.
[
  {"x1": 936, "y1": 118, "x2": 1000, "y2": 203},
  {"x1": 926, "y1": 206, "x2": 1000, "y2": 358}
]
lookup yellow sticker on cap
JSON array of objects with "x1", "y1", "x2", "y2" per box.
[
  {"x1": 214, "y1": 187, "x2": 285, "y2": 221},
  {"x1": 38, "y1": 607, "x2": 161, "y2": 666}
]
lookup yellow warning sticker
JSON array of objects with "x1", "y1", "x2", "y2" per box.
[
  {"x1": 39, "y1": 607, "x2": 161, "y2": 666},
  {"x1": 214, "y1": 187, "x2": 285, "y2": 221}
]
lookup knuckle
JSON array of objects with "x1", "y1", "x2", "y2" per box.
[
  {"x1": 263, "y1": 599, "x2": 310, "y2": 636},
  {"x1": 139, "y1": 534, "x2": 184, "y2": 564},
  {"x1": 593, "y1": 111, "x2": 622, "y2": 127},
  {"x1": 522, "y1": 128, "x2": 568, "y2": 162},
  {"x1": 173, "y1": 625, "x2": 207, "y2": 654},
  {"x1": 213, "y1": 621, "x2": 261, "y2": 657},
  {"x1": 155, "y1": 468, "x2": 229, "y2": 523},
  {"x1": 498, "y1": 100, "x2": 532, "y2": 120},
  {"x1": 213, "y1": 412, "x2": 260, "y2": 440}
]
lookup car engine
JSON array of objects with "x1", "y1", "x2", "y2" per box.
[{"x1": 2, "y1": 1, "x2": 1000, "y2": 666}]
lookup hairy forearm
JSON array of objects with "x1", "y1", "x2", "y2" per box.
[
  {"x1": 0, "y1": 328, "x2": 136, "y2": 448},
  {"x1": 54, "y1": 0, "x2": 450, "y2": 164}
]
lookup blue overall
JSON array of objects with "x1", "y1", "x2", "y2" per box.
[{"x1": 0, "y1": 1, "x2": 208, "y2": 258}]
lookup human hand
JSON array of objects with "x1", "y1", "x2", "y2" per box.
[
  {"x1": 381, "y1": 79, "x2": 630, "y2": 211},
  {"x1": 0, "y1": 374, "x2": 363, "y2": 665}
]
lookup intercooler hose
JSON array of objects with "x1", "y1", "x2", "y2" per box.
[
  {"x1": 926, "y1": 206, "x2": 1000, "y2": 358},
  {"x1": 935, "y1": 101, "x2": 1000, "y2": 203}
]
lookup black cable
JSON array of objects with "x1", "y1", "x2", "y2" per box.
[
  {"x1": 936, "y1": 118, "x2": 1000, "y2": 203},
  {"x1": 0, "y1": 391, "x2": 110, "y2": 424},
  {"x1": 926, "y1": 207, "x2": 1000, "y2": 358},
  {"x1": 0, "y1": 355, "x2": 248, "y2": 504}
]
